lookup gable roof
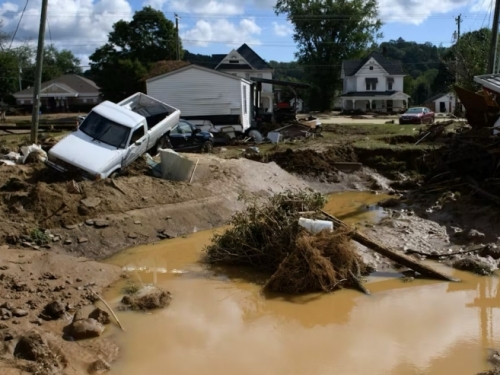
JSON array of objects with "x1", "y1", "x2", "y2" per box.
[
  {"x1": 209, "y1": 44, "x2": 272, "y2": 71},
  {"x1": 424, "y1": 93, "x2": 449, "y2": 103},
  {"x1": 343, "y1": 51, "x2": 405, "y2": 76},
  {"x1": 145, "y1": 64, "x2": 252, "y2": 84},
  {"x1": 14, "y1": 74, "x2": 99, "y2": 97},
  {"x1": 145, "y1": 60, "x2": 191, "y2": 80}
]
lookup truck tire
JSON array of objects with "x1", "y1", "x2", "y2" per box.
[
  {"x1": 202, "y1": 141, "x2": 213, "y2": 153},
  {"x1": 110, "y1": 169, "x2": 121, "y2": 179},
  {"x1": 248, "y1": 129, "x2": 263, "y2": 144}
]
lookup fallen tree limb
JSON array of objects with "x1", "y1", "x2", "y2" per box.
[
  {"x1": 405, "y1": 246, "x2": 484, "y2": 259},
  {"x1": 320, "y1": 210, "x2": 460, "y2": 282},
  {"x1": 348, "y1": 270, "x2": 371, "y2": 295}
]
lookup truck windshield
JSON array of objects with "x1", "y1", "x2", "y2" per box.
[{"x1": 79, "y1": 111, "x2": 130, "y2": 149}]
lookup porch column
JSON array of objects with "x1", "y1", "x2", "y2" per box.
[
  {"x1": 353, "y1": 100, "x2": 356, "y2": 110},
  {"x1": 369, "y1": 100, "x2": 373, "y2": 110}
]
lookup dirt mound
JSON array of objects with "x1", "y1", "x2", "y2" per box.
[{"x1": 248, "y1": 146, "x2": 357, "y2": 177}]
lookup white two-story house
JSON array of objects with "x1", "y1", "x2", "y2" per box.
[
  {"x1": 211, "y1": 44, "x2": 274, "y2": 112},
  {"x1": 340, "y1": 51, "x2": 410, "y2": 112}
]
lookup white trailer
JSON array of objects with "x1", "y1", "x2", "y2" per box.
[{"x1": 146, "y1": 64, "x2": 262, "y2": 142}]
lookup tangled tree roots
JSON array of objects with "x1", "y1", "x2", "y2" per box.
[
  {"x1": 265, "y1": 229, "x2": 367, "y2": 294},
  {"x1": 206, "y1": 191, "x2": 369, "y2": 294}
]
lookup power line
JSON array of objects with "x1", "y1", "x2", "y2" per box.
[
  {"x1": 47, "y1": 17, "x2": 53, "y2": 45},
  {"x1": 9, "y1": 0, "x2": 29, "y2": 49}
]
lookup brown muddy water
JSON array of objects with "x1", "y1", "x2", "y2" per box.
[{"x1": 104, "y1": 192, "x2": 500, "y2": 375}]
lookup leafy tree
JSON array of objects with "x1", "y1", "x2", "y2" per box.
[
  {"x1": 275, "y1": 0, "x2": 382, "y2": 111},
  {"x1": 0, "y1": 51, "x2": 18, "y2": 102},
  {"x1": 90, "y1": 6, "x2": 181, "y2": 100},
  {"x1": 441, "y1": 28, "x2": 491, "y2": 92},
  {"x1": 41, "y1": 44, "x2": 81, "y2": 81}
]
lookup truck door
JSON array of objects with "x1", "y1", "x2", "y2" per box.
[{"x1": 123, "y1": 125, "x2": 148, "y2": 167}]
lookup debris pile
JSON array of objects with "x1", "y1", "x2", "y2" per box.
[{"x1": 205, "y1": 191, "x2": 369, "y2": 294}]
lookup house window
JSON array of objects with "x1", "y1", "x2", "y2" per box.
[
  {"x1": 388, "y1": 83, "x2": 393, "y2": 90},
  {"x1": 365, "y1": 78, "x2": 378, "y2": 91},
  {"x1": 369, "y1": 66, "x2": 373, "y2": 70},
  {"x1": 229, "y1": 60, "x2": 239, "y2": 64},
  {"x1": 387, "y1": 77, "x2": 394, "y2": 91}
]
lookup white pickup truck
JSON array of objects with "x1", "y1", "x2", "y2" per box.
[{"x1": 46, "y1": 93, "x2": 180, "y2": 180}]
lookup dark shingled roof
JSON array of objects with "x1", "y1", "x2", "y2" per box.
[
  {"x1": 424, "y1": 93, "x2": 448, "y2": 103},
  {"x1": 340, "y1": 91, "x2": 398, "y2": 97},
  {"x1": 342, "y1": 51, "x2": 404, "y2": 76},
  {"x1": 210, "y1": 44, "x2": 272, "y2": 71}
]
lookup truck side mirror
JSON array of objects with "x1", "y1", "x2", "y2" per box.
[{"x1": 134, "y1": 140, "x2": 142, "y2": 146}]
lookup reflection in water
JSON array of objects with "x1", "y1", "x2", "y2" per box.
[{"x1": 102, "y1": 193, "x2": 500, "y2": 375}]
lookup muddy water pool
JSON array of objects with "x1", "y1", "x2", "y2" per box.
[{"x1": 104, "y1": 192, "x2": 500, "y2": 375}]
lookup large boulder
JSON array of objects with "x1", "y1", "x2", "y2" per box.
[
  {"x1": 14, "y1": 331, "x2": 51, "y2": 361},
  {"x1": 121, "y1": 286, "x2": 172, "y2": 311}
]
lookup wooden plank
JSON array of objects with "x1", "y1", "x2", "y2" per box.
[{"x1": 320, "y1": 210, "x2": 460, "y2": 282}]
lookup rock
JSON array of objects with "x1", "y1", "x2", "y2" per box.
[
  {"x1": 66, "y1": 180, "x2": 81, "y2": 194},
  {"x1": 64, "y1": 223, "x2": 78, "y2": 230},
  {"x1": 88, "y1": 308, "x2": 110, "y2": 325},
  {"x1": 3, "y1": 331, "x2": 13, "y2": 341},
  {"x1": 30, "y1": 319, "x2": 42, "y2": 326},
  {"x1": 0, "y1": 265, "x2": 8, "y2": 270},
  {"x1": 94, "y1": 220, "x2": 110, "y2": 228},
  {"x1": 480, "y1": 244, "x2": 500, "y2": 260},
  {"x1": 1, "y1": 308, "x2": 12, "y2": 320},
  {"x1": 81, "y1": 197, "x2": 101, "y2": 208},
  {"x1": 134, "y1": 220, "x2": 142, "y2": 225},
  {"x1": 121, "y1": 285, "x2": 172, "y2": 311},
  {"x1": 52, "y1": 236, "x2": 61, "y2": 242},
  {"x1": 64, "y1": 239, "x2": 72, "y2": 245},
  {"x1": 85, "y1": 220, "x2": 95, "y2": 226},
  {"x1": 128, "y1": 232, "x2": 138, "y2": 239},
  {"x1": 467, "y1": 229, "x2": 486, "y2": 244},
  {"x1": 76, "y1": 278, "x2": 83, "y2": 282},
  {"x1": 65, "y1": 318, "x2": 105, "y2": 340},
  {"x1": 41, "y1": 272, "x2": 59, "y2": 280},
  {"x1": 452, "y1": 257, "x2": 496, "y2": 276},
  {"x1": 72, "y1": 309, "x2": 87, "y2": 322},
  {"x1": 0, "y1": 323, "x2": 7, "y2": 329},
  {"x1": 13, "y1": 309, "x2": 28, "y2": 317},
  {"x1": 14, "y1": 331, "x2": 52, "y2": 361},
  {"x1": 78, "y1": 237, "x2": 89, "y2": 244},
  {"x1": 40, "y1": 300, "x2": 65, "y2": 320},
  {"x1": 88, "y1": 358, "x2": 111, "y2": 374},
  {"x1": 1, "y1": 301, "x2": 14, "y2": 310}
]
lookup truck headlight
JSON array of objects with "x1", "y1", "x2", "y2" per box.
[{"x1": 209, "y1": 133, "x2": 214, "y2": 138}]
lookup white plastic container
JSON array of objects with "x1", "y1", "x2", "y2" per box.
[{"x1": 298, "y1": 218, "x2": 334, "y2": 234}]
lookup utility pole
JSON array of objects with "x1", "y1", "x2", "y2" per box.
[
  {"x1": 489, "y1": 0, "x2": 500, "y2": 74},
  {"x1": 454, "y1": 14, "x2": 462, "y2": 114},
  {"x1": 31, "y1": 0, "x2": 48, "y2": 144},
  {"x1": 175, "y1": 13, "x2": 180, "y2": 61}
]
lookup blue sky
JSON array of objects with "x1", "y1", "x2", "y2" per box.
[{"x1": 0, "y1": 0, "x2": 494, "y2": 65}]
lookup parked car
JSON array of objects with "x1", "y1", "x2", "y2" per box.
[
  {"x1": 399, "y1": 107, "x2": 435, "y2": 125},
  {"x1": 46, "y1": 93, "x2": 180, "y2": 180},
  {"x1": 161, "y1": 119, "x2": 214, "y2": 153}
]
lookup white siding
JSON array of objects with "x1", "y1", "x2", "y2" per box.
[
  {"x1": 345, "y1": 77, "x2": 357, "y2": 92},
  {"x1": 146, "y1": 67, "x2": 243, "y2": 117},
  {"x1": 218, "y1": 69, "x2": 273, "y2": 93},
  {"x1": 241, "y1": 81, "x2": 251, "y2": 130}
]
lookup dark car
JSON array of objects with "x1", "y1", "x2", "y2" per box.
[
  {"x1": 399, "y1": 107, "x2": 435, "y2": 125},
  {"x1": 161, "y1": 120, "x2": 214, "y2": 153}
]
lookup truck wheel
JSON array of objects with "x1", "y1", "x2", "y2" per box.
[
  {"x1": 248, "y1": 129, "x2": 263, "y2": 144},
  {"x1": 110, "y1": 169, "x2": 121, "y2": 179},
  {"x1": 202, "y1": 141, "x2": 213, "y2": 153}
]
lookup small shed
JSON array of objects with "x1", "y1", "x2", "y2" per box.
[
  {"x1": 423, "y1": 93, "x2": 463, "y2": 113},
  {"x1": 146, "y1": 64, "x2": 253, "y2": 132}
]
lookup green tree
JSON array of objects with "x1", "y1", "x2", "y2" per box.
[
  {"x1": 275, "y1": 0, "x2": 382, "y2": 111},
  {"x1": 41, "y1": 44, "x2": 82, "y2": 81},
  {"x1": 443, "y1": 28, "x2": 491, "y2": 92},
  {"x1": 90, "y1": 6, "x2": 181, "y2": 100}
]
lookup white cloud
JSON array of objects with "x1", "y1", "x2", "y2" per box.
[
  {"x1": 1, "y1": 0, "x2": 133, "y2": 63},
  {"x1": 272, "y1": 21, "x2": 293, "y2": 37},
  {"x1": 142, "y1": 0, "x2": 168, "y2": 9},
  {"x1": 377, "y1": 0, "x2": 469, "y2": 25},
  {"x1": 170, "y1": 0, "x2": 244, "y2": 15},
  {"x1": 181, "y1": 18, "x2": 262, "y2": 47}
]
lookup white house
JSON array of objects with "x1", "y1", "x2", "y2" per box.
[
  {"x1": 423, "y1": 93, "x2": 464, "y2": 113},
  {"x1": 146, "y1": 64, "x2": 253, "y2": 133},
  {"x1": 340, "y1": 51, "x2": 410, "y2": 112},
  {"x1": 209, "y1": 44, "x2": 274, "y2": 112}
]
